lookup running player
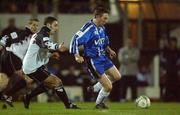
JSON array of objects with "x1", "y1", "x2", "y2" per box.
[
  {"x1": 22, "y1": 16, "x2": 80, "y2": 109},
  {"x1": 0, "y1": 18, "x2": 39, "y2": 106},
  {"x1": 69, "y1": 6, "x2": 121, "y2": 109}
]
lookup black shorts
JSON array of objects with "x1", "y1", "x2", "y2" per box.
[
  {"x1": 27, "y1": 66, "x2": 50, "y2": 83},
  {"x1": 0, "y1": 50, "x2": 22, "y2": 77},
  {"x1": 85, "y1": 58, "x2": 100, "y2": 79}
]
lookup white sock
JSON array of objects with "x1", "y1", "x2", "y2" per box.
[
  {"x1": 96, "y1": 88, "x2": 110, "y2": 105},
  {"x1": 93, "y1": 77, "x2": 114, "y2": 92},
  {"x1": 93, "y1": 82, "x2": 102, "y2": 92}
]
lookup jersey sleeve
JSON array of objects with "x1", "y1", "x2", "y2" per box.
[
  {"x1": 0, "y1": 35, "x2": 11, "y2": 47},
  {"x1": 69, "y1": 25, "x2": 93, "y2": 54},
  {"x1": 42, "y1": 37, "x2": 59, "y2": 50},
  {"x1": 35, "y1": 34, "x2": 59, "y2": 50},
  {"x1": 105, "y1": 35, "x2": 110, "y2": 46}
]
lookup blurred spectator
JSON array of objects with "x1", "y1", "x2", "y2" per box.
[
  {"x1": 68, "y1": 3, "x2": 90, "y2": 14},
  {"x1": 79, "y1": 66, "x2": 96, "y2": 102},
  {"x1": 37, "y1": 0, "x2": 53, "y2": 13},
  {"x1": 62, "y1": 65, "x2": 78, "y2": 86},
  {"x1": 160, "y1": 37, "x2": 180, "y2": 102},
  {"x1": 1, "y1": 18, "x2": 20, "y2": 37},
  {"x1": 136, "y1": 65, "x2": 150, "y2": 87},
  {"x1": 160, "y1": 67, "x2": 166, "y2": 101},
  {"x1": 0, "y1": 0, "x2": 110, "y2": 14},
  {"x1": 118, "y1": 38, "x2": 140, "y2": 101},
  {"x1": 8, "y1": 2, "x2": 18, "y2": 13},
  {"x1": 89, "y1": 0, "x2": 109, "y2": 12},
  {"x1": 109, "y1": 79, "x2": 121, "y2": 102},
  {"x1": 89, "y1": 0, "x2": 97, "y2": 12},
  {"x1": 48, "y1": 63, "x2": 61, "y2": 76}
]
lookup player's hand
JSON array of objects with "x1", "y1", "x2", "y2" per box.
[
  {"x1": 109, "y1": 49, "x2": 116, "y2": 59},
  {"x1": 51, "y1": 52, "x2": 60, "y2": 60},
  {"x1": 75, "y1": 54, "x2": 84, "y2": 63},
  {"x1": 58, "y1": 42, "x2": 67, "y2": 52}
]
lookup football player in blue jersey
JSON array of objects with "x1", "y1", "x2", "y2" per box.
[{"x1": 70, "y1": 6, "x2": 121, "y2": 109}]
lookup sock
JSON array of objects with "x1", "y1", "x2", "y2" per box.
[
  {"x1": 96, "y1": 88, "x2": 110, "y2": 105},
  {"x1": 93, "y1": 76, "x2": 115, "y2": 92},
  {"x1": 0, "y1": 91, "x2": 2, "y2": 99},
  {"x1": 4, "y1": 78, "x2": 27, "y2": 96},
  {"x1": 93, "y1": 82, "x2": 102, "y2": 92},
  {"x1": 28, "y1": 84, "x2": 47, "y2": 99},
  {"x1": 54, "y1": 85, "x2": 70, "y2": 108}
]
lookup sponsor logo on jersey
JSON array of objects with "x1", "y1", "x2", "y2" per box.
[{"x1": 94, "y1": 38, "x2": 105, "y2": 45}]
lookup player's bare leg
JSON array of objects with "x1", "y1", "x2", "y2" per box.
[
  {"x1": 0, "y1": 73, "x2": 14, "y2": 107},
  {"x1": 0, "y1": 73, "x2": 9, "y2": 95},
  {"x1": 1, "y1": 69, "x2": 33, "y2": 108},
  {"x1": 105, "y1": 65, "x2": 121, "y2": 82},
  {"x1": 88, "y1": 66, "x2": 121, "y2": 93},
  {"x1": 95, "y1": 74, "x2": 112, "y2": 109},
  {"x1": 23, "y1": 75, "x2": 80, "y2": 109},
  {"x1": 2, "y1": 70, "x2": 32, "y2": 100},
  {"x1": 0, "y1": 73, "x2": 8, "y2": 98}
]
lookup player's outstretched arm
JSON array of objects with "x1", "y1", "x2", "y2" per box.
[
  {"x1": 58, "y1": 42, "x2": 67, "y2": 52},
  {"x1": 0, "y1": 35, "x2": 9, "y2": 50}
]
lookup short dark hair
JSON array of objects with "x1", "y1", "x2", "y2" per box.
[
  {"x1": 28, "y1": 18, "x2": 39, "y2": 25},
  {"x1": 93, "y1": 6, "x2": 109, "y2": 17},
  {"x1": 44, "y1": 16, "x2": 57, "y2": 25}
]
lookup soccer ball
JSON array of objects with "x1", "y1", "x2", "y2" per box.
[{"x1": 135, "y1": 95, "x2": 151, "y2": 108}]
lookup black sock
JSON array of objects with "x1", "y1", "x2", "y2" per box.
[
  {"x1": 0, "y1": 91, "x2": 3, "y2": 98},
  {"x1": 4, "y1": 78, "x2": 27, "y2": 96},
  {"x1": 28, "y1": 84, "x2": 47, "y2": 99},
  {"x1": 54, "y1": 85, "x2": 70, "y2": 108}
]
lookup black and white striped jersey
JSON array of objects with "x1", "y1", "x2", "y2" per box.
[
  {"x1": 0, "y1": 27, "x2": 33, "y2": 60},
  {"x1": 23, "y1": 26, "x2": 59, "y2": 74}
]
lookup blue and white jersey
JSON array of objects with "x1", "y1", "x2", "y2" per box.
[{"x1": 69, "y1": 20, "x2": 109, "y2": 58}]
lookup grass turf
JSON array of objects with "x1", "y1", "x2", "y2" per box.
[{"x1": 0, "y1": 102, "x2": 180, "y2": 115}]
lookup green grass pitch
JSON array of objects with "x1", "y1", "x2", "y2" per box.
[{"x1": 0, "y1": 102, "x2": 180, "y2": 115}]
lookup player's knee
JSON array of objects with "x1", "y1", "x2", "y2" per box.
[
  {"x1": 113, "y1": 72, "x2": 121, "y2": 82},
  {"x1": 115, "y1": 72, "x2": 121, "y2": 81},
  {"x1": 107, "y1": 85, "x2": 112, "y2": 92},
  {"x1": 0, "y1": 73, "x2": 9, "y2": 91},
  {"x1": 104, "y1": 83, "x2": 112, "y2": 92},
  {"x1": 53, "y1": 77, "x2": 62, "y2": 87}
]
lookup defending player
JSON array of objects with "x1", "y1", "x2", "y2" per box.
[
  {"x1": 69, "y1": 6, "x2": 121, "y2": 109},
  {"x1": 22, "y1": 16, "x2": 80, "y2": 109}
]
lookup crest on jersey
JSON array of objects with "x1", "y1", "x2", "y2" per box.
[
  {"x1": 10, "y1": 32, "x2": 18, "y2": 39},
  {"x1": 76, "y1": 31, "x2": 83, "y2": 36}
]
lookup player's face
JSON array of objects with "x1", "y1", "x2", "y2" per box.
[
  {"x1": 29, "y1": 21, "x2": 39, "y2": 33},
  {"x1": 98, "y1": 13, "x2": 109, "y2": 26},
  {"x1": 50, "y1": 21, "x2": 58, "y2": 34}
]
